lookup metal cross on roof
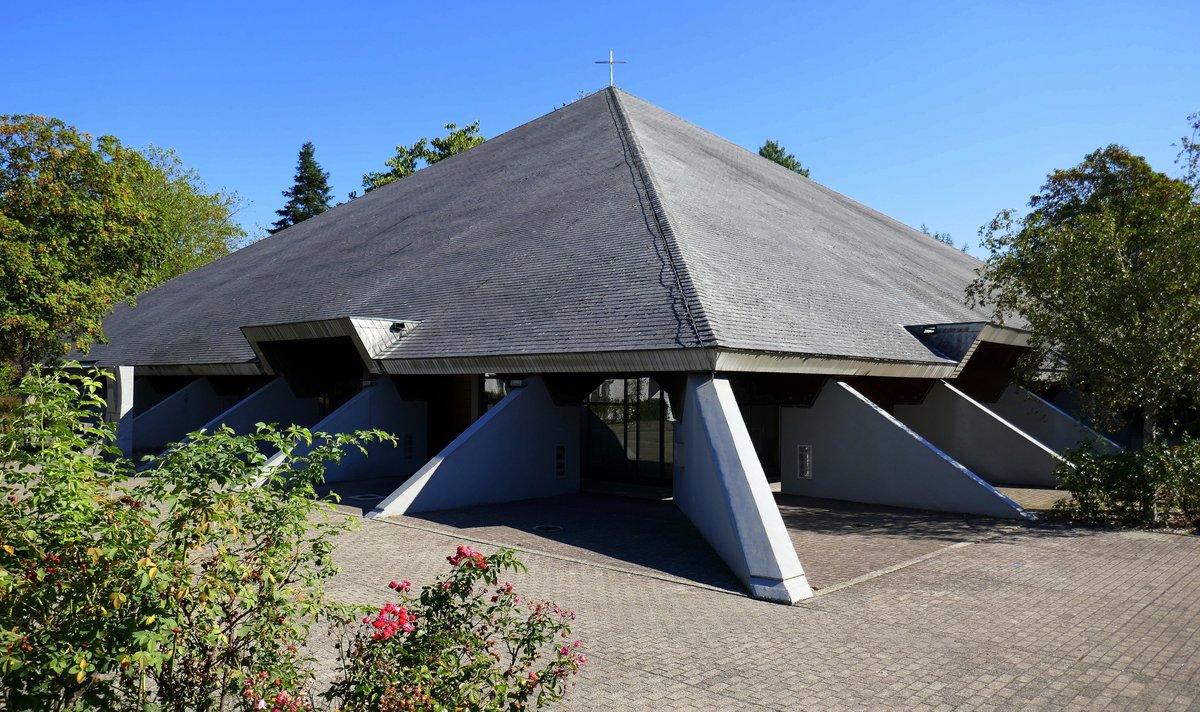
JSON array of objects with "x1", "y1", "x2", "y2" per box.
[{"x1": 595, "y1": 50, "x2": 627, "y2": 88}]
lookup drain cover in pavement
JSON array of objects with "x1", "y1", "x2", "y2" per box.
[
  {"x1": 532, "y1": 524, "x2": 563, "y2": 533},
  {"x1": 347, "y1": 494, "x2": 384, "y2": 501}
]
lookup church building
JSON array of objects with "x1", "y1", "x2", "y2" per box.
[{"x1": 87, "y1": 88, "x2": 1114, "y2": 603}]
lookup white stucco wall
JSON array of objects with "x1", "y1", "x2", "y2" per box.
[
  {"x1": 370, "y1": 377, "x2": 581, "y2": 517},
  {"x1": 132, "y1": 377, "x2": 224, "y2": 453},
  {"x1": 894, "y1": 381, "x2": 1064, "y2": 488},
  {"x1": 780, "y1": 381, "x2": 1029, "y2": 519},
  {"x1": 673, "y1": 376, "x2": 812, "y2": 603},
  {"x1": 986, "y1": 384, "x2": 1121, "y2": 455},
  {"x1": 264, "y1": 378, "x2": 427, "y2": 483}
]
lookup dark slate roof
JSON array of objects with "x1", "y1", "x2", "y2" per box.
[
  {"x1": 618, "y1": 92, "x2": 986, "y2": 363},
  {"x1": 86, "y1": 88, "x2": 989, "y2": 370}
]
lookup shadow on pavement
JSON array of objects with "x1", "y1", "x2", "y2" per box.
[
  {"x1": 407, "y1": 494, "x2": 745, "y2": 593},
  {"x1": 317, "y1": 482, "x2": 1106, "y2": 594}
]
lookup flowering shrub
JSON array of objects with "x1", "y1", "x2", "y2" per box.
[
  {"x1": 0, "y1": 367, "x2": 391, "y2": 711},
  {"x1": 326, "y1": 546, "x2": 586, "y2": 711},
  {"x1": 0, "y1": 368, "x2": 586, "y2": 711},
  {"x1": 0, "y1": 370, "x2": 147, "y2": 711}
]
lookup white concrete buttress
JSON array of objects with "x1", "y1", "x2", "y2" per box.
[
  {"x1": 132, "y1": 377, "x2": 223, "y2": 454},
  {"x1": 261, "y1": 378, "x2": 426, "y2": 482},
  {"x1": 673, "y1": 375, "x2": 813, "y2": 604},
  {"x1": 370, "y1": 377, "x2": 580, "y2": 518},
  {"x1": 781, "y1": 381, "x2": 1030, "y2": 519},
  {"x1": 195, "y1": 377, "x2": 323, "y2": 437},
  {"x1": 985, "y1": 384, "x2": 1122, "y2": 455},
  {"x1": 894, "y1": 381, "x2": 1065, "y2": 487}
]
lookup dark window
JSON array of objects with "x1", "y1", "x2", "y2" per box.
[{"x1": 583, "y1": 377, "x2": 673, "y2": 484}]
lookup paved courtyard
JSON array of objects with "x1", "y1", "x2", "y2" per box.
[{"x1": 324, "y1": 492, "x2": 1200, "y2": 710}]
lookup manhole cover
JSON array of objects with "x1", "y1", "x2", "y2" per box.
[
  {"x1": 532, "y1": 524, "x2": 563, "y2": 533},
  {"x1": 347, "y1": 494, "x2": 384, "y2": 501}
]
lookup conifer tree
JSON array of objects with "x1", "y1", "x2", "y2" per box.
[
  {"x1": 758, "y1": 139, "x2": 810, "y2": 177},
  {"x1": 270, "y1": 141, "x2": 333, "y2": 234}
]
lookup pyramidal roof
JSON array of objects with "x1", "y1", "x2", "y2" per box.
[{"x1": 87, "y1": 88, "x2": 989, "y2": 375}]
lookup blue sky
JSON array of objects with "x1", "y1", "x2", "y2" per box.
[{"x1": 6, "y1": 1, "x2": 1197, "y2": 255}]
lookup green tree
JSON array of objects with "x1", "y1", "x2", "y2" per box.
[
  {"x1": 0, "y1": 115, "x2": 244, "y2": 375},
  {"x1": 359, "y1": 120, "x2": 485, "y2": 195},
  {"x1": 919, "y1": 223, "x2": 955, "y2": 246},
  {"x1": 967, "y1": 142, "x2": 1200, "y2": 444},
  {"x1": 758, "y1": 139, "x2": 810, "y2": 177},
  {"x1": 136, "y1": 146, "x2": 245, "y2": 275},
  {"x1": 1179, "y1": 111, "x2": 1199, "y2": 191},
  {"x1": 269, "y1": 141, "x2": 334, "y2": 234}
]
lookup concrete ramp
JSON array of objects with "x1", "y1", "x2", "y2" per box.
[
  {"x1": 370, "y1": 377, "x2": 581, "y2": 517},
  {"x1": 894, "y1": 381, "x2": 1065, "y2": 487},
  {"x1": 263, "y1": 378, "x2": 426, "y2": 483},
  {"x1": 985, "y1": 384, "x2": 1122, "y2": 455},
  {"x1": 674, "y1": 376, "x2": 813, "y2": 603},
  {"x1": 781, "y1": 381, "x2": 1029, "y2": 519}
]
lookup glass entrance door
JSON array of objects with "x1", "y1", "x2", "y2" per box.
[{"x1": 583, "y1": 377, "x2": 673, "y2": 484}]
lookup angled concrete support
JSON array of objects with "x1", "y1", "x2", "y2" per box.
[
  {"x1": 132, "y1": 377, "x2": 177, "y2": 417},
  {"x1": 370, "y1": 377, "x2": 581, "y2": 517},
  {"x1": 894, "y1": 381, "x2": 1064, "y2": 487},
  {"x1": 780, "y1": 381, "x2": 1029, "y2": 519},
  {"x1": 105, "y1": 366, "x2": 135, "y2": 456},
  {"x1": 133, "y1": 378, "x2": 224, "y2": 454},
  {"x1": 985, "y1": 384, "x2": 1122, "y2": 455},
  {"x1": 264, "y1": 378, "x2": 426, "y2": 482},
  {"x1": 673, "y1": 376, "x2": 812, "y2": 604},
  {"x1": 196, "y1": 377, "x2": 324, "y2": 436}
]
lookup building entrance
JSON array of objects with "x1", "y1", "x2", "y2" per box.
[{"x1": 582, "y1": 377, "x2": 674, "y2": 485}]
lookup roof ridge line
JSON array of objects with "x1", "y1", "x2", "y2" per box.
[{"x1": 605, "y1": 89, "x2": 718, "y2": 349}]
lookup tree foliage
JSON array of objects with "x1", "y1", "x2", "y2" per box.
[
  {"x1": 758, "y1": 139, "x2": 810, "y2": 177},
  {"x1": 0, "y1": 115, "x2": 244, "y2": 374},
  {"x1": 968, "y1": 141, "x2": 1200, "y2": 443},
  {"x1": 1179, "y1": 112, "x2": 1200, "y2": 192},
  {"x1": 1054, "y1": 438, "x2": 1200, "y2": 529},
  {"x1": 0, "y1": 367, "x2": 390, "y2": 711},
  {"x1": 919, "y1": 223, "x2": 955, "y2": 246},
  {"x1": 359, "y1": 121, "x2": 485, "y2": 195},
  {"x1": 270, "y1": 141, "x2": 334, "y2": 234}
]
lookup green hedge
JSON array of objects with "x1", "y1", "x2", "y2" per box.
[{"x1": 1055, "y1": 437, "x2": 1200, "y2": 529}]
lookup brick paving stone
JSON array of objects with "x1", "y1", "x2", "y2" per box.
[
  {"x1": 996, "y1": 486, "x2": 1071, "y2": 512},
  {"x1": 315, "y1": 493, "x2": 1200, "y2": 710}
]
